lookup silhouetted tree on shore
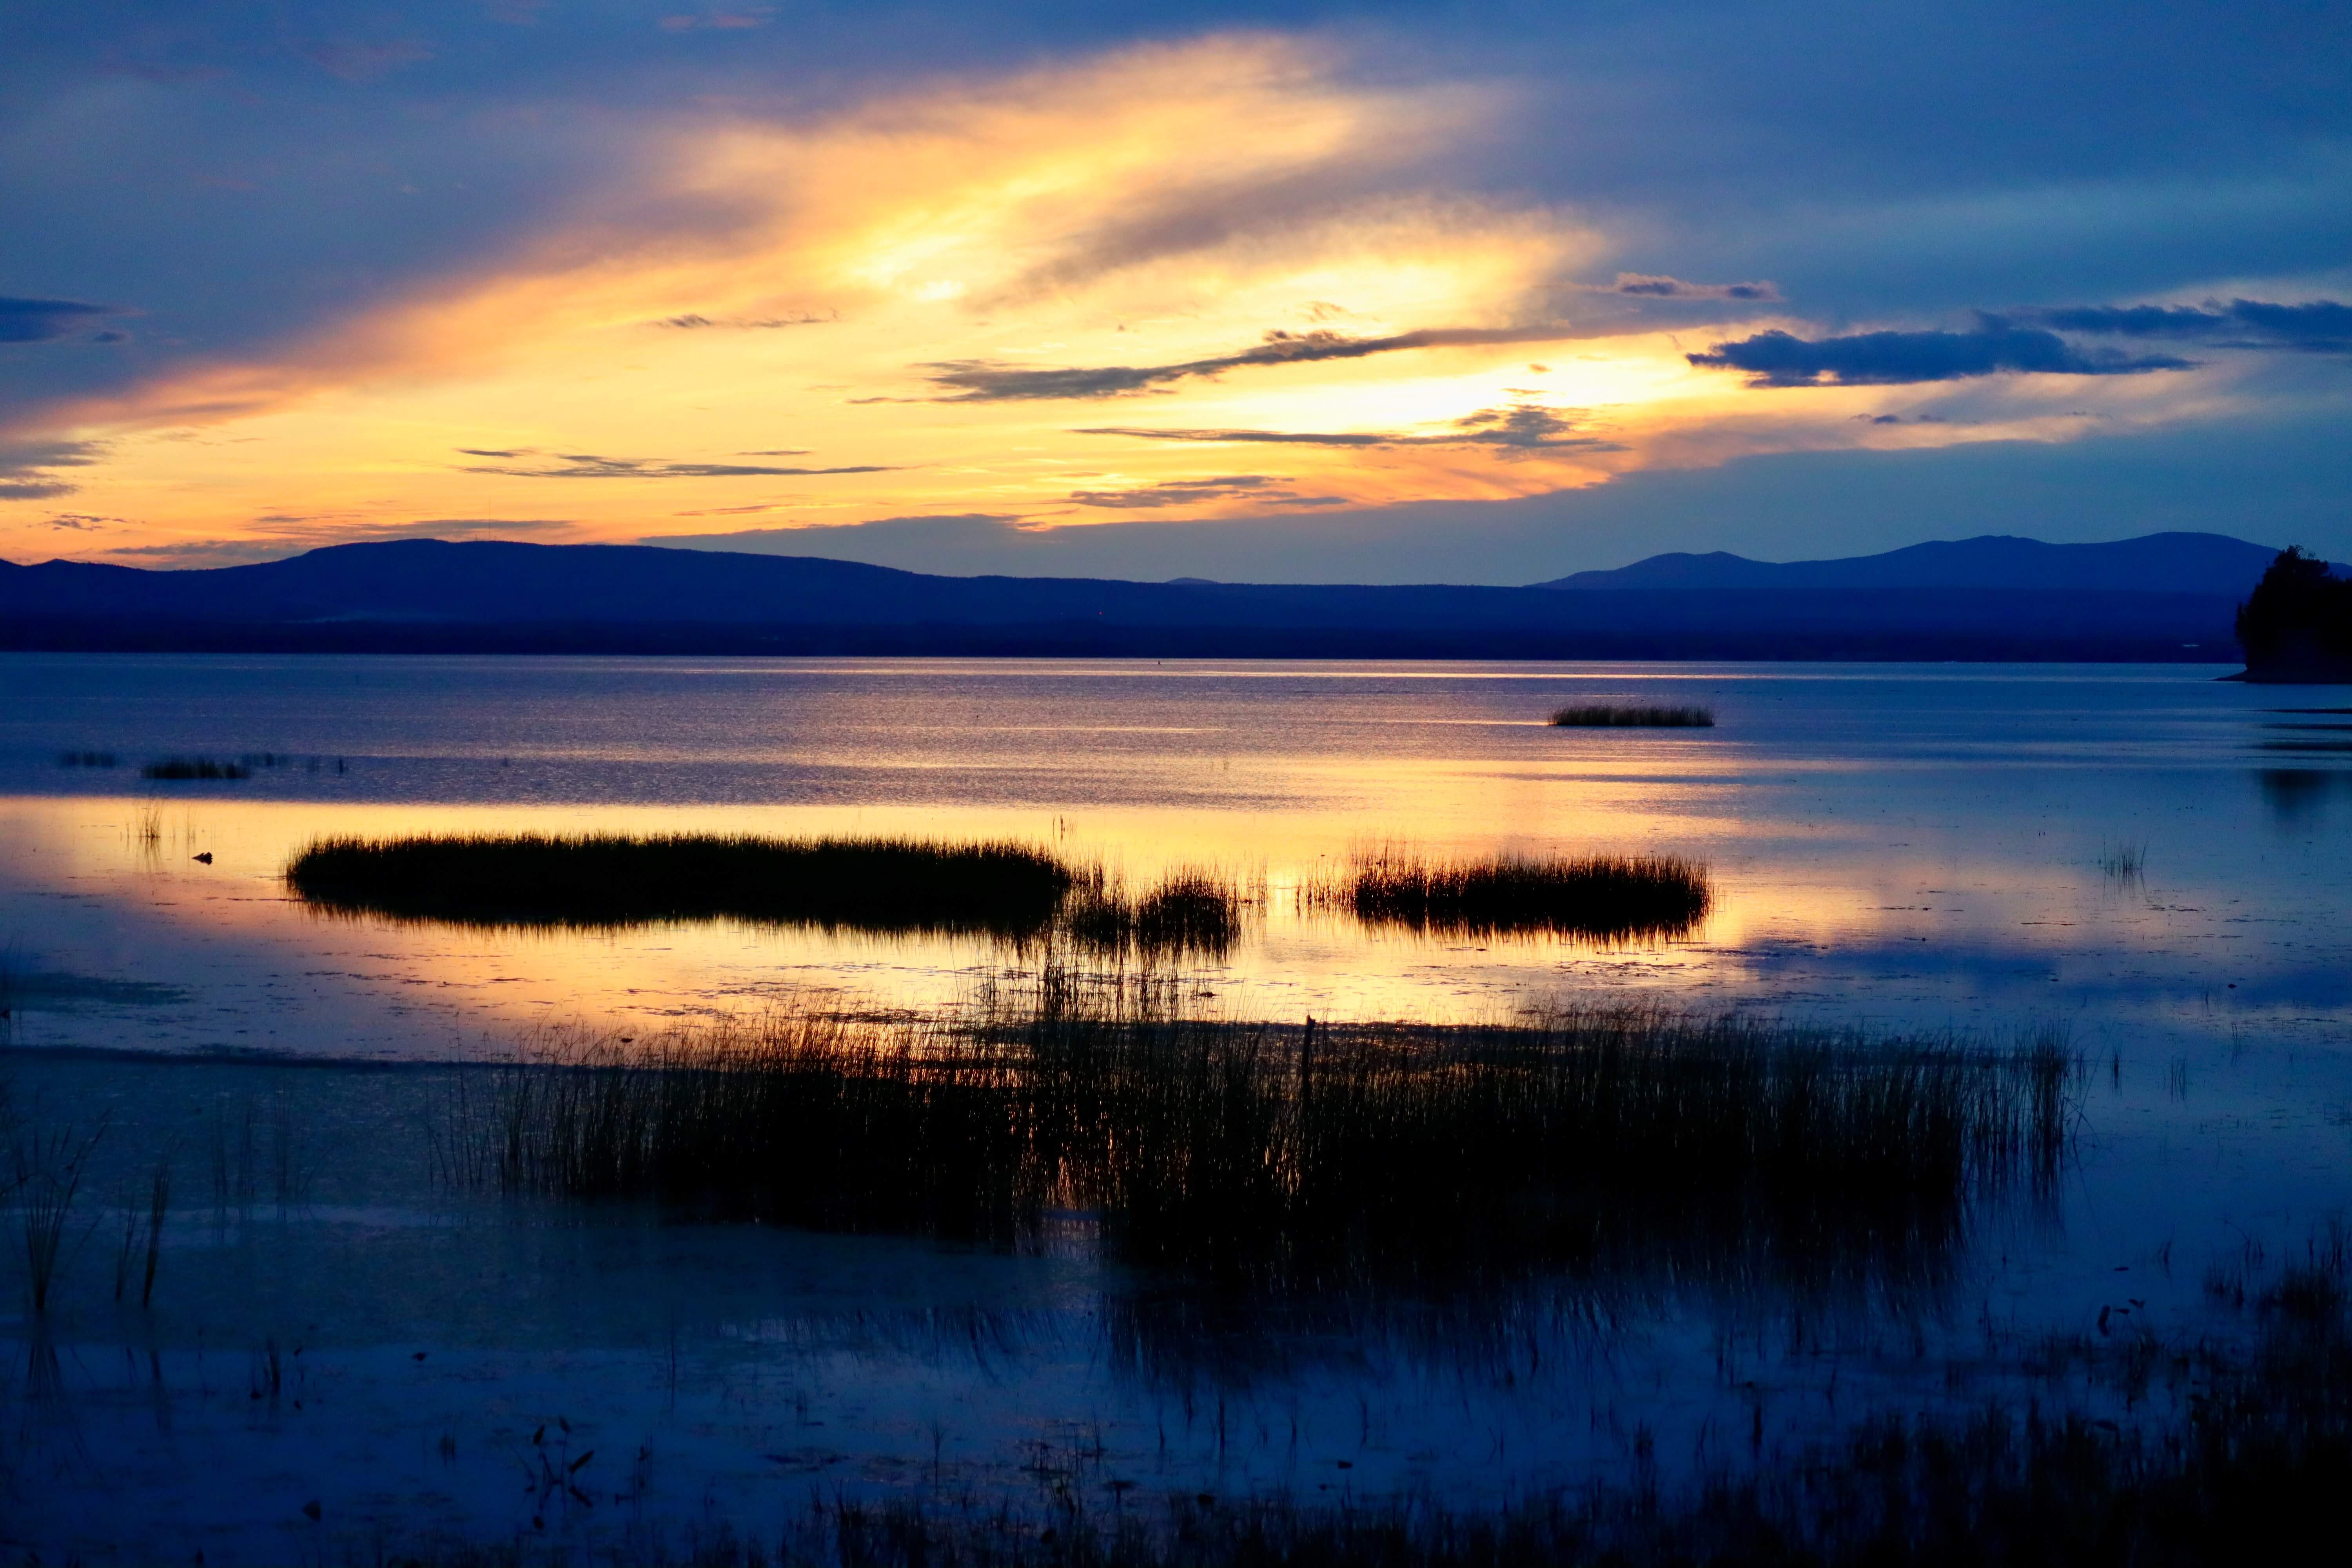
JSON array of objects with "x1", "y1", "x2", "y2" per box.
[{"x1": 2236, "y1": 546, "x2": 2352, "y2": 679}]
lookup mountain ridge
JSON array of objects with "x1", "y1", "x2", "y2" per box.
[
  {"x1": 1533, "y1": 532, "x2": 2323, "y2": 593},
  {"x1": 0, "y1": 533, "x2": 2278, "y2": 662}
]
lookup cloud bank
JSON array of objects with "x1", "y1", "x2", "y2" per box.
[
  {"x1": 1688, "y1": 327, "x2": 2195, "y2": 386},
  {"x1": 1994, "y1": 299, "x2": 2352, "y2": 351},
  {"x1": 5, "y1": 7, "x2": 2350, "y2": 572}
]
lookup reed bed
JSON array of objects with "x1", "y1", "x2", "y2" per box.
[
  {"x1": 1308, "y1": 848, "x2": 1712, "y2": 939},
  {"x1": 441, "y1": 980, "x2": 2067, "y2": 1290},
  {"x1": 289, "y1": 833, "x2": 1077, "y2": 935},
  {"x1": 1062, "y1": 868, "x2": 1245, "y2": 960},
  {"x1": 289, "y1": 833, "x2": 1259, "y2": 956},
  {"x1": 1550, "y1": 703, "x2": 1715, "y2": 727},
  {"x1": 141, "y1": 756, "x2": 251, "y2": 781}
]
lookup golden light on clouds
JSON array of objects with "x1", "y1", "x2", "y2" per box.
[{"x1": 0, "y1": 33, "x2": 2231, "y2": 570}]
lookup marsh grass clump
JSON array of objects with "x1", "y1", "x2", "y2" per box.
[
  {"x1": 436, "y1": 1009, "x2": 1034, "y2": 1243},
  {"x1": 57, "y1": 751, "x2": 118, "y2": 768},
  {"x1": 1062, "y1": 868, "x2": 1245, "y2": 960},
  {"x1": 2096, "y1": 840, "x2": 2148, "y2": 882},
  {"x1": 11, "y1": 1110, "x2": 108, "y2": 1314},
  {"x1": 288, "y1": 833, "x2": 1077, "y2": 936},
  {"x1": 142, "y1": 757, "x2": 251, "y2": 781},
  {"x1": 446, "y1": 982, "x2": 2068, "y2": 1292},
  {"x1": 1550, "y1": 704, "x2": 1715, "y2": 728},
  {"x1": 1309, "y1": 848, "x2": 1712, "y2": 940}
]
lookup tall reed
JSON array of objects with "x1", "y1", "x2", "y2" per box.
[
  {"x1": 1062, "y1": 868, "x2": 1245, "y2": 960},
  {"x1": 443, "y1": 979, "x2": 2067, "y2": 1292},
  {"x1": 13, "y1": 1111, "x2": 107, "y2": 1313}
]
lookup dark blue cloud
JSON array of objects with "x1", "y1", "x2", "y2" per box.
[
  {"x1": 1688, "y1": 327, "x2": 2194, "y2": 386},
  {"x1": 1996, "y1": 298, "x2": 2352, "y2": 350},
  {"x1": 0, "y1": 296, "x2": 114, "y2": 343},
  {"x1": 1604, "y1": 274, "x2": 1779, "y2": 301}
]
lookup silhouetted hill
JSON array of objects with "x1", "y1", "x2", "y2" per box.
[
  {"x1": 0, "y1": 536, "x2": 2254, "y2": 661},
  {"x1": 1533, "y1": 532, "x2": 2318, "y2": 593}
]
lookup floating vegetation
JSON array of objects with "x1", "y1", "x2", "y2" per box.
[
  {"x1": 288, "y1": 833, "x2": 1259, "y2": 955},
  {"x1": 290, "y1": 833, "x2": 1078, "y2": 936},
  {"x1": 1549, "y1": 704, "x2": 1715, "y2": 727},
  {"x1": 140, "y1": 757, "x2": 251, "y2": 781},
  {"x1": 441, "y1": 977, "x2": 2069, "y2": 1292},
  {"x1": 56, "y1": 750, "x2": 118, "y2": 768},
  {"x1": 1306, "y1": 847, "x2": 1711, "y2": 940}
]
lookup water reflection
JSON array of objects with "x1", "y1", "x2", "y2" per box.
[
  {"x1": 3, "y1": 659, "x2": 2349, "y2": 1054},
  {"x1": 3, "y1": 657, "x2": 2351, "y2": 1561},
  {"x1": 2259, "y1": 767, "x2": 2352, "y2": 823}
]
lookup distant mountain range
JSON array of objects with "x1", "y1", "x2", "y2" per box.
[
  {"x1": 0, "y1": 531, "x2": 2307, "y2": 662},
  {"x1": 1535, "y1": 532, "x2": 2310, "y2": 593}
]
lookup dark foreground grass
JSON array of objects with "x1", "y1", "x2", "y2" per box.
[
  {"x1": 361, "y1": 1249, "x2": 2352, "y2": 1568},
  {"x1": 1309, "y1": 849, "x2": 1711, "y2": 940},
  {"x1": 1550, "y1": 704, "x2": 1715, "y2": 728},
  {"x1": 290, "y1": 833, "x2": 1078, "y2": 936},
  {"x1": 141, "y1": 756, "x2": 251, "y2": 780},
  {"x1": 441, "y1": 978, "x2": 2065, "y2": 1289}
]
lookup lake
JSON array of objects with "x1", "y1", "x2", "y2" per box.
[{"x1": 1, "y1": 653, "x2": 2348, "y2": 1562}]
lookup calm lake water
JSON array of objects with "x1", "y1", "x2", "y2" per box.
[{"x1": 1, "y1": 654, "x2": 2348, "y2": 1561}]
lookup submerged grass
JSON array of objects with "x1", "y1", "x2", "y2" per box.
[
  {"x1": 361, "y1": 1284, "x2": 2352, "y2": 1568},
  {"x1": 441, "y1": 976, "x2": 2067, "y2": 1291},
  {"x1": 1307, "y1": 848, "x2": 1712, "y2": 940},
  {"x1": 289, "y1": 833, "x2": 1078, "y2": 936},
  {"x1": 2096, "y1": 840, "x2": 2148, "y2": 881},
  {"x1": 1550, "y1": 704, "x2": 1715, "y2": 728}
]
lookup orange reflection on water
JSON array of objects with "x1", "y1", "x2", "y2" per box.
[{"x1": 0, "y1": 746, "x2": 2229, "y2": 1058}]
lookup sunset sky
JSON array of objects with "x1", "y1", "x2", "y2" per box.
[{"x1": 4, "y1": 2, "x2": 2348, "y2": 582}]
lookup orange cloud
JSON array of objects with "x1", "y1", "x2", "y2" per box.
[{"x1": 0, "y1": 32, "x2": 2240, "y2": 572}]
